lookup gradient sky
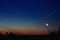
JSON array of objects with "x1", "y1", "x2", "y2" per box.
[{"x1": 0, "y1": 0, "x2": 60, "y2": 34}]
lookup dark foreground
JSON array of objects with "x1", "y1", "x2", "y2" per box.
[
  {"x1": 0, "y1": 27, "x2": 60, "y2": 40},
  {"x1": 0, "y1": 34, "x2": 48, "y2": 40},
  {"x1": 0, "y1": 33, "x2": 60, "y2": 40},
  {"x1": 0, "y1": 35, "x2": 54, "y2": 40}
]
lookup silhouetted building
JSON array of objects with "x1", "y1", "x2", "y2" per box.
[
  {"x1": 8, "y1": 32, "x2": 16, "y2": 40},
  {"x1": 0, "y1": 32, "x2": 2, "y2": 36},
  {"x1": 6, "y1": 32, "x2": 9, "y2": 36}
]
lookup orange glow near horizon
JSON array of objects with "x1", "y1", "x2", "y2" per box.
[{"x1": 0, "y1": 28, "x2": 48, "y2": 35}]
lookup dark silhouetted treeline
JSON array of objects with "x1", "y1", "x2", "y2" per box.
[{"x1": 0, "y1": 27, "x2": 60, "y2": 40}]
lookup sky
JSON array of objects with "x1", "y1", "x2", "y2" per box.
[{"x1": 0, "y1": 0, "x2": 60, "y2": 34}]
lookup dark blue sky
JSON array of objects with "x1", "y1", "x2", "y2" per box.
[{"x1": 0, "y1": 0, "x2": 60, "y2": 31}]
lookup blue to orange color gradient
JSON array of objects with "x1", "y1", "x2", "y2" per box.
[{"x1": 0, "y1": 0, "x2": 60, "y2": 34}]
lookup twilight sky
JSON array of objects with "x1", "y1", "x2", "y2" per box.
[{"x1": 0, "y1": 0, "x2": 60, "y2": 34}]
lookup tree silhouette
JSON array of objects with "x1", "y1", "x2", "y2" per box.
[{"x1": 56, "y1": 26, "x2": 60, "y2": 40}]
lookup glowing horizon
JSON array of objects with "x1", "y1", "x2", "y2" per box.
[{"x1": 0, "y1": 27, "x2": 48, "y2": 35}]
